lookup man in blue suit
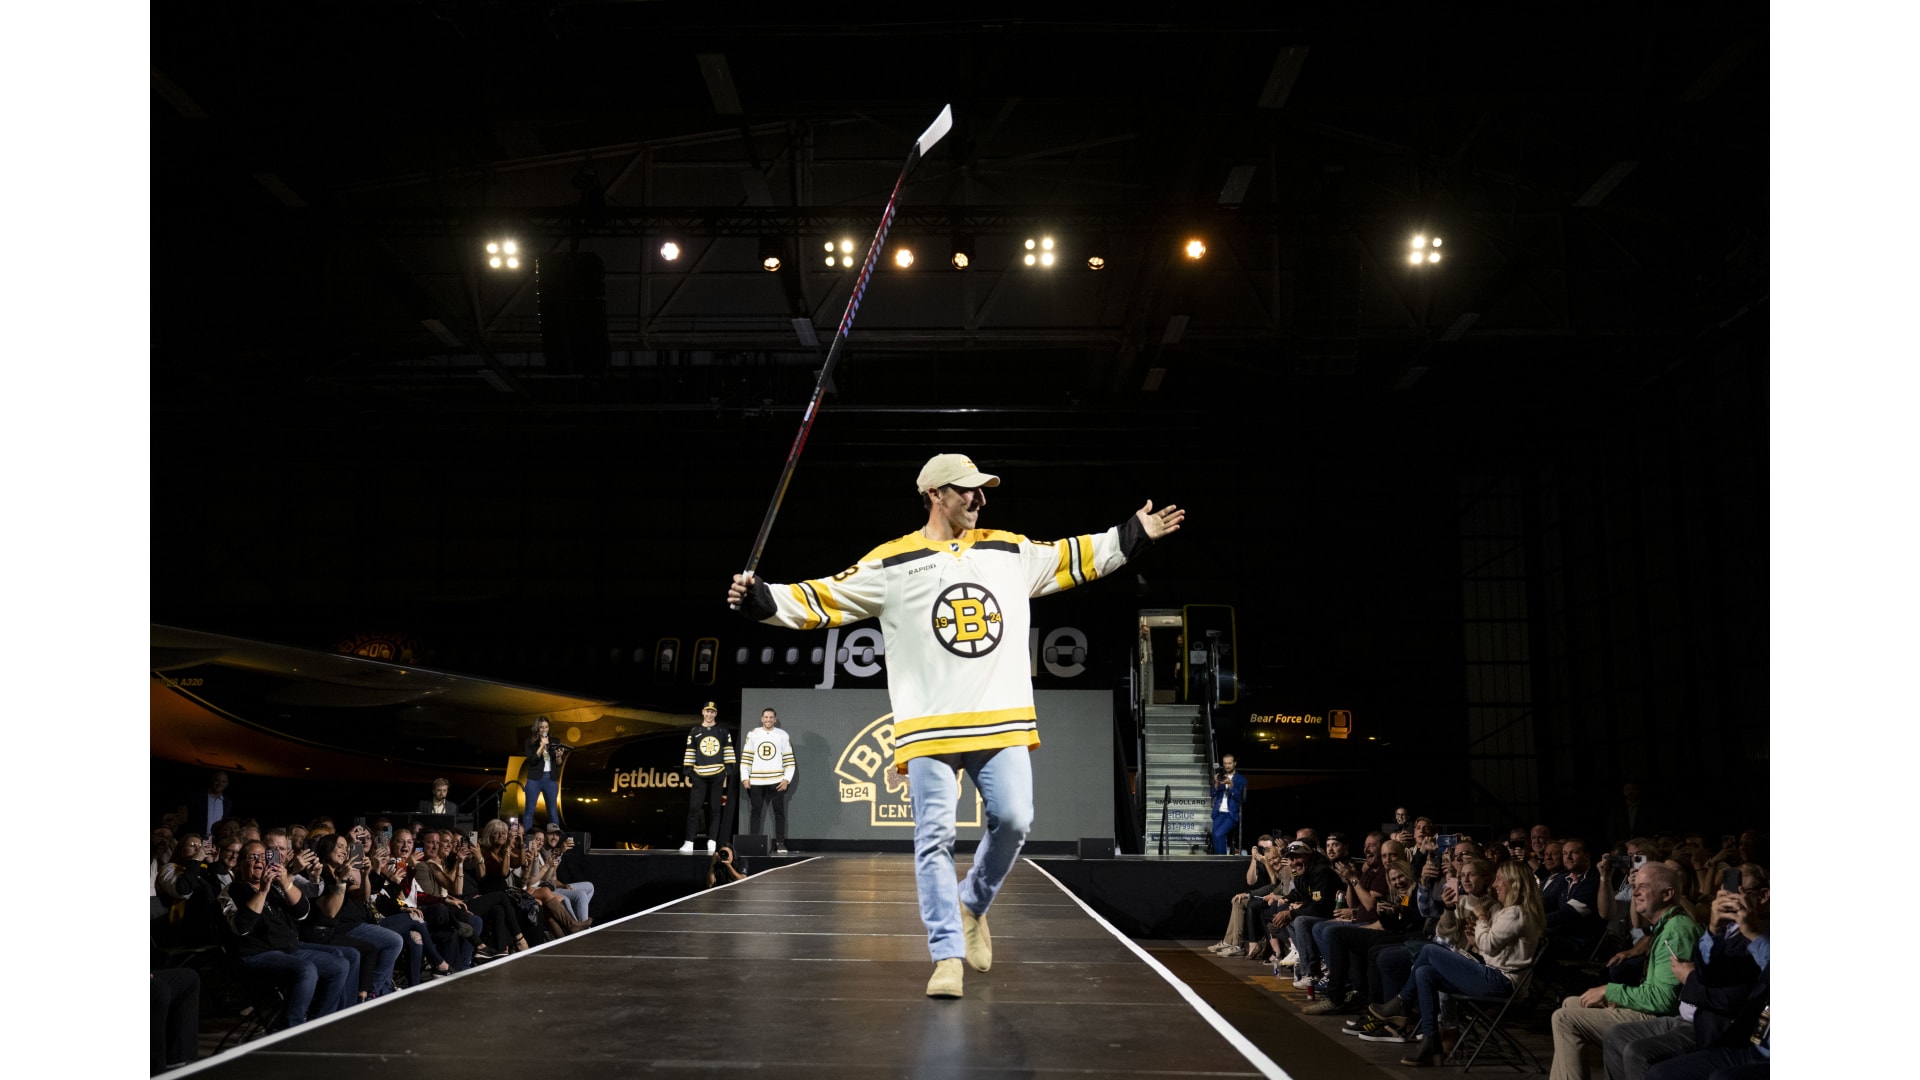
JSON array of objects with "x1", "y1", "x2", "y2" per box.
[{"x1": 1210, "y1": 754, "x2": 1247, "y2": 854}]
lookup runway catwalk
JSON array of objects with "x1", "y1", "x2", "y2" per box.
[{"x1": 174, "y1": 854, "x2": 1288, "y2": 1079}]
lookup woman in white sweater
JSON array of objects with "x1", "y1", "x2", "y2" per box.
[{"x1": 1370, "y1": 860, "x2": 1545, "y2": 1066}]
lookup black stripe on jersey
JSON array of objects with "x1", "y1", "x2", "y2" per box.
[
  {"x1": 1066, "y1": 536, "x2": 1088, "y2": 585},
  {"x1": 973, "y1": 540, "x2": 1020, "y2": 553},
  {"x1": 880, "y1": 548, "x2": 942, "y2": 568},
  {"x1": 797, "y1": 581, "x2": 830, "y2": 624},
  {"x1": 893, "y1": 719, "x2": 1039, "y2": 747}
]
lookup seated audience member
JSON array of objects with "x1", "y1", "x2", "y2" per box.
[
  {"x1": 1604, "y1": 865, "x2": 1769, "y2": 1080},
  {"x1": 367, "y1": 826, "x2": 453, "y2": 984},
  {"x1": 1539, "y1": 840, "x2": 1563, "y2": 885},
  {"x1": 523, "y1": 829, "x2": 591, "y2": 936},
  {"x1": 1307, "y1": 856, "x2": 1417, "y2": 1014},
  {"x1": 308, "y1": 832, "x2": 406, "y2": 999},
  {"x1": 467, "y1": 818, "x2": 540, "y2": 955},
  {"x1": 1528, "y1": 823, "x2": 1554, "y2": 877},
  {"x1": 1371, "y1": 861, "x2": 1546, "y2": 1066},
  {"x1": 224, "y1": 840, "x2": 354, "y2": 1028},
  {"x1": 1211, "y1": 835, "x2": 1281, "y2": 955},
  {"x1": 540, "y1": 823, "x2": 596, "y2": 923},
  {"x1": 1543, "y1": 837, "x2": 1606, "y2": 961},
  {"x1": 411, "y1": 830, "x2": 484, "y2": 968},
  {"x1": 1267, "y1": 841, "x2": 1343, "y2": 980},
  {"x1": 1548, "y1": 861, "x2": 1701, "y2": 1080}
]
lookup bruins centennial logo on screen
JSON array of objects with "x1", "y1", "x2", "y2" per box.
[
  {"x1": 835, "y1": 712, "x2": 982, "y2": 828},
  {"x1": 930, "y1": 582, "x2": 1003, "y2": 658}
]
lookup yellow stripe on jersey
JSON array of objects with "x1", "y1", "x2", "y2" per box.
[
  {"x1": 892, "y1": 727, "x2": 1040, "y2": 770},
  {"x1": 1053, "y1": 534, "x2": 1097, "y2": 590},
  {"x1": 889, "y1": 706, "x2": 1040, "y2": 770},
  {"x1": 786, "y1": 580, "x2": 847, "y2": 629}
]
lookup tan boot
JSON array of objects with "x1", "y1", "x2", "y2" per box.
[
  {"x1": 542, "y1": 896, "x2": 586, "y2": 936},
  {"x1": 925, "y1": 958, "x2": 965, "y2": 998},
  {"x1": 961, "y1": 906, "x2": 992, "y2": 972}
]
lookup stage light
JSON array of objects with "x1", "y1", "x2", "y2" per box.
[
  {"x1": 949, "y1": 231, "x2": 975, "y2": 269},
  {"x1": 759, "y1": 235, "x2": 783, "y2": 272},
  {"x1": 1431, "y1": 238, "x2": 1442, "y2": 248},
  {"x1": 1023, "y1": 252, "x2": 1037, "y2": 266},
  {"x1": 660, "y1": 241, "x2": 681, "y2": 261},
  {"x1": 1088, "y1": 256, "x2": 1106, "y2": 270},
  {"x1": 1428, "y1": 252, "x2": 1441, "y2": 264},
  {"x1": 1040, "y1": 252, "x2": 1055, "y2": 266},
  {"x1": 1409, "y1": 234, "x2": 1443, "y2": 267},
  {"x1": 485, "y1": 239, "x2": 522, "y2": 271},
  {"x1": 1185, "y1": 239, "x2": 1206, "y2": 259},
  {"x1": 894, "y1": 248, "x2": 914, "y2": 268},
  {"x1": 1409, "y1": 251, "x2": 1425, "y2": 265},
  {"x1": 952, "y1": 252, "x2": 970, "y2": 269},
  {"x1": 763, "y1": 255, "x2": 782, "y2": 271},
  {"x1": 1041, "y1": 236, "x2": 1054, "y2": 251}
]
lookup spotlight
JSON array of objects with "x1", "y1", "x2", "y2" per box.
[
  {"x1": 484, "y1": 239, "x2": 523, "y2": 271},
  {"x1": 763, "y1": 255, "x2": 782, "y2": 271},
  {"x1": 1409, "y1": 252, "x2": 1424, "y2": 265},
  {"x1": 1184, "y1": 239, "x2": 1206, "y2": 260},
  {"x1": 758, "y1": 235, "x2": 783, "y2": 272},
  {"x1": 1024, "y1": 253, "x2": 1037, "y2": 266},
  {"x1": 486, "y1": 242, "x2": 500, "y2": 254},
  {"x1": 951, "y1": 251, "x2": 970, "y2": 269},
  {"x1": 489, "y1": 255, "x2": 502, "y2": 269},
  {"x1": 1428, "y1": 252, "x2": 1441, "y2": 264},
  {"x1": 949, "y1": 231, "x2": 975, "y2": 269},
  {"x1": 506, "y1": 256, "x2": 519, "y2": 269},
  {"x1": 660, "y1": 241, "x2": 682, "y2": 261},
  {"x1": 894, "y1": 248, "x2": 914, "y2": 268},
  {"x1": 1409, "y1": 234, "x2": 1443, "y2": 267},
  {"x1": 503, "y1": 241, "x2": 518, "y2": 255},
  {"x1": 1088, "y1": 255, "x2": 1106, "y2": 270},
  {"x1": 1040, "y1": 252, "x2": 1055, "y2": 266}
]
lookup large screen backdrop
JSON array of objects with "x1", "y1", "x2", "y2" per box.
[{"x1": 745, "y1": 688, "x2": 1117, "y2": 843}]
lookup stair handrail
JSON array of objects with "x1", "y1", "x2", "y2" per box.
[{"x1": 1159, "y1": 784, "x2": 1171, "y2": 858}]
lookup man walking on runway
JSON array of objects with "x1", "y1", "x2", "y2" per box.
[{"x1": 728, "y1": 453, "x2": 1183, "y2": 997}]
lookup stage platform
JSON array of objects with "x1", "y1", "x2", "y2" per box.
[{"x1": 174, "y1": 853, "x2": 1300, "y2": 1079}]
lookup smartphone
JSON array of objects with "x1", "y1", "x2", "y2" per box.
[
  {"x1": 353, "y1": 816, "x2": 367, "y2": 828},
  {"x1": 266, "y1": 848, "x2": 279, "y2": 867},
  {"x1": 1436, "y1": 834, "x2": 1458, "y2": 852},
  {"x1": 1632, "y1": 853, "x2": 1648, "y2": 870},
  {"x1": 1721, "y1": 867, "x2": 1742, "y2": 893},
  {"x1": 349, "y1": 842, "x2": 366, "y2": 862}
]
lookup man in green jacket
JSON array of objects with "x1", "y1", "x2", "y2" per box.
[{"x1": 1548, "y1": 861, "x2": 1701, "y2": 1080}]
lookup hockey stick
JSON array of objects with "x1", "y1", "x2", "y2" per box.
[{"x1": 731, "y1": 103, "x2": 954, "y2": 608}]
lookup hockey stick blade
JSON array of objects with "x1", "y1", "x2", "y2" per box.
[{"x1": 731, "y1": 104, "x2": 953, "y2": 611}]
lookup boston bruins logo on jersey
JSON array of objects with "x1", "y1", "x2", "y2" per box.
[
  {"x1": 699, "y1": 735, "x2": 721, "y2": 758},
  {"x1": 756, "y1": 742, "x2": 777, "y2": 761},
  {"x1": 930, "y1": 582, "x2": 1003, "y2": 657}
]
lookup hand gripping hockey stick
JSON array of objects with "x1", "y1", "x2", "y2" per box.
[{"x1": 731, "y1": 104, "x2": 954, "y2": 609}]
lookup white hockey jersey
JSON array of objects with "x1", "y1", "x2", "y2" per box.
[
  {"x1": 741, "y1": 726, "x2": 796, "y2": 786},
  {"x1": 753, "y1": 524, "x2": 1135, "y2": 771}
]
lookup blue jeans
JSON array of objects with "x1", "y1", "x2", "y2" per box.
[
  {"x1": 298, "y1": 942, "x2": 362, "y2": 1013},
  {"x1": 1291, "y1": 914, "x2": 1332, "y2": 969},
  {"x1": 346, "y1": 921, "x2": 405, "y2": 995},
  {"x1": 907, "y1": 746, "x2": 1034, "y2": 963},
  {"x1": 523, "y1": 776, "x2": 561, "y2": 829},
  {"x1": 555, "y1": 882, "x2": 593, "y2": 923},
  {"x1": 239, "y1": 947, "x2": 351, "y2": 1027},
  {"x1": 1401, "y1": 942, "x2": 1512, "y2": 1037}
]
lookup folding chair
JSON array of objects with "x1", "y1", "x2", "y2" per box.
[{"x1": 1444, "y1": 935, "x2": 1548, "y2": 1073}]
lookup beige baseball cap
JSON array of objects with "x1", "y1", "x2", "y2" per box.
[{"x1": 915, "y1": 454, "x2": 1001, "y2": 492}]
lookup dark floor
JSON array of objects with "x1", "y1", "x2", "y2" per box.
[
  {"x1": 173, "y1": 856, "x2": 1568, "y2": 1078},
  {"x1": 1158, "y1": 937, "x2": 1563, "y2": 1078}
]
